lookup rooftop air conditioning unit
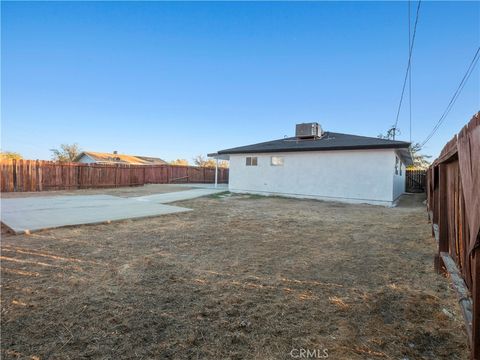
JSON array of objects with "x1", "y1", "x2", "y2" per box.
[{"x1": 295, "y1": 122, "x2": 323, "y2": 139}]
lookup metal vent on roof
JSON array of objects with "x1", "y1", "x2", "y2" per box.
[{"x1": 295, "y1": 122, "x2": 323, "y2": 139}]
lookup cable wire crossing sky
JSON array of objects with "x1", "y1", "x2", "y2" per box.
[{"x1": 1, "y1": 1, "x2": 479, "y2": 161}]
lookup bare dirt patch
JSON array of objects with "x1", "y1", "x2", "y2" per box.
[{"x1": 0, "y1": 193, "x2": 468, "y2": 359}]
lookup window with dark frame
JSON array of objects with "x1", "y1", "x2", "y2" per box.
[{"x1": 246, "y1": 156, "x2": 258, "y2": 166}]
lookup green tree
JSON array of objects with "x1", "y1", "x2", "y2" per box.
[
  {"x1": 193, "y1": 155, "x2": 216, "y2": 168},
  {"x1": 50, "y1": 143, "x2": 81, "y2": 162},
  {"x1": 0, "y1": 151, "x2": 23, "y2": 160},
  {"x1": 193, "y1": 155, "x2": 229, "y2": 168},
  {"x1": 218, "y1": 160, "x2": 229, "y2": 169},
  {"x1": 409, "y1": 143, "x2": 431, "y2": 170}
]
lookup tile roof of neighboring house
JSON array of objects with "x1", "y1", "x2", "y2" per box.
[
  {"x1": 76, "y1": 152, "x2": 167, "y2": 165},
  {"x1": 211, "y1": 132, "x2": 413, "y2": 165}
]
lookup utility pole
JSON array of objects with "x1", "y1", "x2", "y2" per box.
[{"x1": 389, "y1": 126, "x2": 400, "y2": 140}]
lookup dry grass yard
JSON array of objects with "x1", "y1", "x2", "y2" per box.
[{"x1": 1, "y1": 192, "x2": 468, "y2": 359}]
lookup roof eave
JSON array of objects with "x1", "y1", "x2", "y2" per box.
[
  {"x1": 396, "y1": 148, "x2": 414, "y2": 166},
  {"x1": 217, "y1": 143, "x2": 410, "y2": 155},
  {"x1": 208, "y1": 152, "x2": 230, "y2": 160},
  {"x1": 73, "y1": 152, "x2": 87, "y2": 162}
]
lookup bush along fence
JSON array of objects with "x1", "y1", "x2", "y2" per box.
[
  {"x1": 0, "y1": 160, "x2": 229, "y2": 192},
  {"x1": 426, "y1": 112, "x2": 479, "y2": 359}
]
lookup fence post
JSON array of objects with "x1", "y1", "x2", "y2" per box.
[
  {"x1": 473, "y1": 248, "x2": 480, "y2": 359},
  {"x1": 12, "y1": 159, "x2": 17, "y2": 192},
  {"x1": 435, "y1": 164, "x2": 449, "y2": 273},
  {"x1": 76, "y1": 164, "x2": 81, "y2": 189},
  {"x1": 214, "y1": 159, "x2": 218, "y2": 188},
  {"x1": 35, "y1": 160, "x2": 39, "y2": 191}
]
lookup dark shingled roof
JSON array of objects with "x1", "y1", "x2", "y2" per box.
[{"x1": 216, "y1": 132, "x2": 411, "y2": 155}]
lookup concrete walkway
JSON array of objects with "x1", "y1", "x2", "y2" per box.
[
  {"x1": 1, "y1": 188, "x2": 226, "y2": 234},
  {"x1": 134, "y1": 188, "x2": 225, "y2": 203},
  {"x1": 171, "y1": 183, "x2": 228, "y2": 190}
]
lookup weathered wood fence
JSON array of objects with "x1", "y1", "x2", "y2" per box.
[
  {"x1": 406, "y1": 169, "x2": 426, "y2": 193},
  {"x1": 426, "y1": 112, "x2": 479, "y2": 359},
  {"x1": 0, "y1": 160, "x2": 229, "y2": 192}
]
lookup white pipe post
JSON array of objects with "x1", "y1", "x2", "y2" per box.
[{"x1": 214, "y1": 157, "x2": 218, "y2": 188}]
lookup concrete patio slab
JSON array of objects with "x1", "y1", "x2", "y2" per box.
[
  {"x1": 1, "y1": 187, "x2": 228, "y2": 234},
  {"x1": 134, "y1": 188, "x2": 226, "y2": 203},
  {"x1": 170, "y1": 183, "x2": 229, "y2": 190},
  {"x1": 1, "y1": 195, "x2": 190, "y2": 234}
]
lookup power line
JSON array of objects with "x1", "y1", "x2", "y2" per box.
[
  {"x1": 420, "y1": 47, "x2": 480, "y2": 147},
  {"x1": 420, "y1": 46, "x2": 480, "y2": 148},
  {"x1": 408, "y1": 0, "x2": 412, "y2": 143},
  {"x1": 392, "y1": 0, "x2": 422, "y2": 139}
]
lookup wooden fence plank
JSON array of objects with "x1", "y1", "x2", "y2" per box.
[
  {"x1": 440, "y1": 252, "x2": 473, "y2": 343},
  {"x1": 427, "y1": 112, "x2": 479, "y2": 359},
  {"x1": 0, "y1": 160, "x2": 229, "y2": 192},
  {"x1": 406, "y1": 169, "x2": 426, "y2": 193},
  {"x1": 473, "y1": 249, "x2": 480, "y2": 359}
]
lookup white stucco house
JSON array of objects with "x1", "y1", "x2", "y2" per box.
[{"x1": 209, "y1": 123, "x2": 413, "y2": 206}]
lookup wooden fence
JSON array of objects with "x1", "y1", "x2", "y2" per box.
[
  {"x1": 406, "y1": 169, "x2": 426, "y2": 193},
  {"x1": 0, "y1": 160, "x2": 229, "y2": 192},
  {"x1": 426, "y1": 112, "x2": 479, "y2": 359}
]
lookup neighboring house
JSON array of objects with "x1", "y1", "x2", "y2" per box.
[
  {"x1": 75, "y1": 151, "x2": 167, "y2": 165},
  {"x1": 210, "y1": 123, "x2": 413, "y2": 206}
]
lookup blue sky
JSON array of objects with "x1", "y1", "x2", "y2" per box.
[{"x1": 2, "y1": 1, "x2": 479, "y2": 162}]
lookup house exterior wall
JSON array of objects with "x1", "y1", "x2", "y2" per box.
[
  {"x1": 393, "y1": 151, "x2": 406, "y2": 201},
  {"x1": 228, "y1": 149, "x2": 402, "y2": 206}
]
